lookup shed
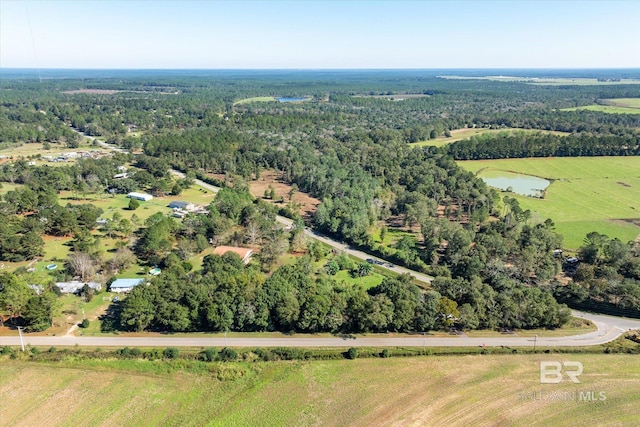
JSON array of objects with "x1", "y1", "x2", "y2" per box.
[
  {"x1": 127, "y1": 192, "x2": 153, "y2": 201},
  {"x1": 110, "y1": 278, "x2": 145, "y2": 293}
]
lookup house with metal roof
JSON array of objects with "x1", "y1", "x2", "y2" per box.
[{"x1": 109, "y1": 278, "x2": 145, "y2": 293}]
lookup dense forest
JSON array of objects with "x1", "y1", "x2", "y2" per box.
[{"x1": 1, "y1": 70, "x2": 639, "y2": 332}]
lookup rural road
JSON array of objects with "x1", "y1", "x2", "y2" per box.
[
  {"x1": 2, "y1": 311, "x2": 638, "y2": 348},
  {"x1": 171, "y1": 170, "x2": 433, "y2": 284}
]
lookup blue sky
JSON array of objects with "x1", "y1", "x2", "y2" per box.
[{"x1": 1, "y1": 0, "x2": 638, "y2": 69}]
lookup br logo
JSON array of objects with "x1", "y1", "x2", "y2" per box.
[{"x1": 540, "y1": 361, "x2": 583, "y2": 384}]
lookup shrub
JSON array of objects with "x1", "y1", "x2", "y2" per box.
[
  {"x1": 80, "y1": 318, "x2": 90, "y2": 328},
  {"x1": 200, "y1": 347, "x2": 218, "y2": 362},
  {"x1": 380, "y1": 349, "x2": 390, "y2": 358},
  {"x1": 48, "y1": 346, "x2": 57, "y2": 353},
  {"x1": 128, "y1": 198, "x2": 140, "y2": 210},
  {"x1": 1, "y1": 346, "x2": 12, "y2": 355},
  {"x1": 218, "y1": 347, "x2": 237, "y2": 361},
  {"x1": 163, "y1": 347, "x2": 179, "y2": 359},
  {"x1": 346, "y1": 347, "x2": 359, "y2": 360}
]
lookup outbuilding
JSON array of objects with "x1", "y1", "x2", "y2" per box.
[
  {"x1": 127, "y1": 192, "x2": 153, "y2": 201},
  {"x1": 109, "y1": 278, "x2": 145, "y2": 293}
]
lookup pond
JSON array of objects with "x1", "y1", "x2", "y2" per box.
[
  {"x1": 479, "y1": 170, "x2": 550, "y2": 197},
  {"x1": 277, "y1": 97, "x2": 309, "y2": 103}
]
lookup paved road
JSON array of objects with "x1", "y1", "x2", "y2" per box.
[
  {"x1": 170, "y1": 170, "x2": 433, "y2": 283},
  {"x1": 2, "y1": 311, "x2": 638, "y2": 348}
]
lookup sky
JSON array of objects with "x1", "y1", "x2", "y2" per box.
[{"x1": 1, "y1": 0, "x2": 639, "y2": 69}]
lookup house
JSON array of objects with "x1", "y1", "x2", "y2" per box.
[
  {"x1": 127, "y1": 192, "x2": 153, "y2": 201},
  {"x1": 212, "y1": 246, "x2": 254, "y2": 264},
  {"x1": 109, "y1": 278, "x2": 145, "y2": 293},
  {"x1": 56, "y1": 281, "x2": 102, "y2": 294},
  {"x1": 168, "y1": 201, "x2": 195, "y2": 211}
]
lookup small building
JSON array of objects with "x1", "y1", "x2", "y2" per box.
[
  {"x1": 212, "y1": 246, "x2": 254, "y2": 264},
  {"x1": 56, "y1": 281, "x2": 102, "y2": 294},
  {"x1": 127, "y1": 192, "x2": 153, "y2": 201},
  {"x1": 168, "y1": 201, "x2": 195, "y2": 211},
  {"x1": 110, "y1": 278, "x2": 145, "y2": 293},
  {"x1": 113, "y1": 172, "x2": 129, "y2": 179}
]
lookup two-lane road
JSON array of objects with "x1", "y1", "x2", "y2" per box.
[{"x1": 2, "y1": 311, "x2": 638, "y2": 348}]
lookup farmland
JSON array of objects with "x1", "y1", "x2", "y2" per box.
[
  {"x1": 1, "y1": 353, "x2": 639, "y2": 426},
  {"x1": 458, "y1": 157, "x2": 640, "y2": 250},
  {"x1": 561, "y1": 98, "x2": 640, "y2": 115},
  {"x1": 411, "y1": 127, "x2": 570, "y2": 148}
]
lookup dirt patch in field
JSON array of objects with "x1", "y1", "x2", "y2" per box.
[{"x1": 248, "y1": 170, "x2": 321, "y2": 221}]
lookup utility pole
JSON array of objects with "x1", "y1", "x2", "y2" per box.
[{"x1": 17, "y1": 326, "x2": 25, "y2": 352}]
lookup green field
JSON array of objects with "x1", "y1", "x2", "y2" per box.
[
  {"x1": 411, "y1": 128, "x2": 569, "y2": 147},
  {"x1": 561, "y1": 98, "x2": 640, "y2": 114},
  {"x1": 459, "y1": 157, "x2": 640, "y2": 250},
  {"x1": 233, "y1": 96, "x2": 276, "y2": 105},
  {"x1": 2, "y1": 353, "x2": 638, "y2": 426}
]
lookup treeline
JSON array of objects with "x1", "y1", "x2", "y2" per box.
[
  {"x1": 554, "y1": 232, "x2": 640, "y2": 317},
  {"x1": 115, "y1": 253, "x2": 570, "y2": 334},
  {"x1": 447, "y1": 132, "x2": 640, "y2": 160}
]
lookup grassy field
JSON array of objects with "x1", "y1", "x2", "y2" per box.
[
  {"x1": 0, "y1": 142, "x2": 105, "y2": 165},
  {"x1": 561, "y1": 98, "x2": 640, "y2": 114},
  {"x1": 459, "y1": 157, "x2": 640, "y2": 250},
  {"x1": 1, "y1": 353, "x2": 638, "y2": 426},
  {"x1": 233, "y1": 96, "x2": 276, "y2": 105},
  {"x1": 561, "y1": 105, "x2": 640, "y2": 114},
  {"x1": 411, "y1": 127, "x2": 569, "y2": 147}
]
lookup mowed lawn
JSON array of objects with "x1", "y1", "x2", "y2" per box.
[
  {"x1": 459, "y1": 157, "x2": 640, "y2": 250},
  {"x1": 1, "y1": 354, "x2": 639, "y2": 426}
]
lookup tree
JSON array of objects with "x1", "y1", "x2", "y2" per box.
[
  {"x1": 0, "y1": 272, "x2": 34, "y2": 323},
  {"x1": 437, "y1": 297, "x2": 459, "y2": 327},
  {"x1": 128, "y1": 198, "x2": 140, "y2": 210},
  {"x1": 66, "y1": 252, "x2": 97, "y2": 282}
]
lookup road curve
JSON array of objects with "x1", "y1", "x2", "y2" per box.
[{"x1": 2, "y1": 311, "x2": 638, "y2": 348}]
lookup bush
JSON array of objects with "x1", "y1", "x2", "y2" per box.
[
  {"x1": 80, "y1": 318, "x2": 90, "y2": 328},
  {"x1": 200, "y1": 347, "x2": 218, "y2": 362},
  {"x1": 218, "y1": 347, "x2": 237, "y2": 361},
  {"x1": 380, "y1": 348, "x2": 390, "y2": 358},
  {"x1": 163, "y1": 347, "x2": 179, "y2": 359},
  {"x1": 128, "y1": 198, "x2": 140, "y2": 210},
  {"x1": 346, "y1": 347, "x2": 359, "y2": 360},
  {"x1": 1, "y1": 346, "x2": 12, "y2": 355},
  {"x1": 48, "y1": 346, "x2": 57, "y2": 353}
]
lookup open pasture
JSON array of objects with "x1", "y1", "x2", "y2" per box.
[
  {"x1": 412, "y1": 128, "x2": 569, "y2": 147},
  {"x1": 1, "y1": 353, "x2": 638, "y2": 426},
  {"x1": 459, "y1": 157, "x2": 640, "y2": 250}
]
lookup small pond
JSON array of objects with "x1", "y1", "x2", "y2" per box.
[
  {"x1": 277, "y1": 97, "x2": 309, "y2": 103},
  {"x1": 479, "y1": 170, "x2": 550, "y2": 197}
]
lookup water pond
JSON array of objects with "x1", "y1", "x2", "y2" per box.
[
  {"x1": 479, "y1": 170, "x2": 550, "y2": 197},
  {"x1": 277, "y1": 97, "x2": 309, "y2": 103}
]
